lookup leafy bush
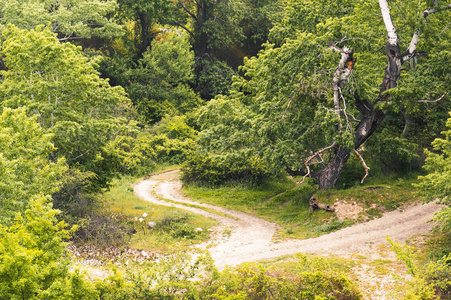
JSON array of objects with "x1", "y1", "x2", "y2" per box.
[
  {"x1": 201, "y1": 264, "x2": 362, "y2": 300},
  {"x1": 193, "y1": 58, "x2": 236, "y2": 100},
  {"x1": 154, "y1": 213, "x2": 198, "y2": 240},
  {"x1": 424, "y1": 254, "x2": 451, "y2": 299},
  {"x1": 390, "y1": 238, "x2": 451, "y2": 299},
  {"x1": 182, "y1": 152, "x2": 270, "y2": 186},
  {"x1": 95, "y1": 252, "x2": 361, "y2": 300},
  {"x1": 0, "y1": 197, "x2": 98, "y2": 300},
  {"x1": 110, "y1": 126, "x2": 197, "y2": 176},
  {"x1": 365, "y1": 128, "x2": 422, "y2": 175}
]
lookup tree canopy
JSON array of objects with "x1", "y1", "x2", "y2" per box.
[
  {"x1": 0, "y1": 24, "x2": 133, "y2": 190},
  {"x1": 191, "y1": 0, "x2": 451, "y2": 189},
  {"x1": 0, "y1": 108, "x2": 66, "y2": 225},
  {"x1": 0, "y1": 0, "x2": 123, "y2": 41}
]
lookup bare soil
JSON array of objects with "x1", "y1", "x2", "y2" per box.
[{"x1": 134, "y1": 171, "x2": 444, "y2": 271}]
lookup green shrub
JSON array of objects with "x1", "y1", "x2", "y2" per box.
[
  {"x1": 424, "y1": 254, "x2": 451, "y2": 299},
  {"x1": 0, "y1": 196, "x2": 98, "y2": 300},
  {"x1": 390, "y1": 238, "x2": 451, "y2": 299},
  {"x1": 198, "y1": 264, "x2": 362, "y2": 300},
  {"x1": 95, "y1": 253, "x2": 362, "y2": 300},
  {"x1": 154, "y1": 212, "x2": 198, "y2": 240},
  {"x1": 181, "y1": 152, "x2": 270, "y2": 186}
]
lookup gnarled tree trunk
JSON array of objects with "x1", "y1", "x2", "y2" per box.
[{"x1": 313, "y1": 147, "x2": 350, "y2": 190}]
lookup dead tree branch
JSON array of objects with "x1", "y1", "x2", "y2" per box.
[
  {"x1": 299, "y1": 142, "x2": 336, "y2": 184},
  {"x1": 354, "y1": 149, "x2": 370, "y2": 184},
  {"x1": 417, "y1": 93, "x2": 448, "y2": 103}
]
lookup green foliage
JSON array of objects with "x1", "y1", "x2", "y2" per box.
[
  {"x1": 364, "y1": 128, "x2": 422, "y2": 174},
  {"x1": 387, "y1": 237, "x2": 419, "y2": 276},
  {"x1": 194, "y1": 59, "x2": 237, "y2": 100},
  {"x1": 108, "y1": 115, "x2": 198, "y2": 176},
  {"x1": 203, "y1": 265, "x2": 361, "y2": 299},
  {"x1": 95, "y1": 253, "x2": 214, "y2": 299},
  {"x1": 390, "y1": 239, "x2": 451, "y2": 300},
  {"x1": 268, "y1": 0, "x2": 354, "y2": 44},
  {"x1": 416, "y1": 112, "x2": 451, "y2": 236},
  {"x1": 127, "y1": 30, "x2": 201, "y2": 124},
  {"x1": 417, "y1": 112, "x2": 451, "y2": 201},
  {"x1": 423, "y1": 254, "x2": 451, "y2": 299},
  {"x1": 194, "y1": 32, "x2": 345, "y2": 181},
  {"x1": 182, "y1": 152, "x2": 269, "y2": 186},
  {"x1": 0, "y1": 108, "x2": 67, "y2": 225},
  {"x1": 0, "y1": 0, "x2": 123, "y2": 40},
  {"x1": 108, "y1": 132, "x2": 157, "y2": 176},
  {"x1": 156, "y1": 115, "x2": 197, "y2": 140},
  {"x1": 95, "y1": 252, "x2": 361, "y2": 299},
  {"x1": 0, "y1": 196, "x2": 98, "y2": 300},
  {"x1": 193, "y1": 0, "x2": 451, "y2": 187},
  {"x1": 116, "y1": 0, "x2": 175, "y2": 56},
  {"x1": 197, "y1": 254, "x2": 361, "y2": 300},
  {"x1": 0, "y1": 24, "x2": 133, "y2": 190}
]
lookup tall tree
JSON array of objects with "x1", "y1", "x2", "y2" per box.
[
  {"x1": 194, "y1": 0, "x2": 451, "y2": 189},
  {"x1": 126, "y1": 30, "x2": 201, "y2": 124},
  {"x1": 314, "y1": 0, "x2": 451, "y2": 189},
  {"x1": 0, "y1": 25, "x2": 133, "y2": 190}
]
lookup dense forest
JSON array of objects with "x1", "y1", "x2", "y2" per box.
[{"x1": 0, "y1": 0, "x2": 450, "y2": 298}]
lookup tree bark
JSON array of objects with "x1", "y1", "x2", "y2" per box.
[
  {"x1": 138, "y1": 12, "x2": 151, "y2": 57},
  {"x1": 313, "y1": 147, "x2": 350, "y2": 190}
]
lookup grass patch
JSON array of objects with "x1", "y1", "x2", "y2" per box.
[
  {"x1": 183, "y1": 177, "x2": 297, "y2": 213},
  {"x1": 103, "y1": 175, "x2": 217, "y2": 253},
  {"x1": 184, "y1": 177, "x2": 337, "y2": 239}
]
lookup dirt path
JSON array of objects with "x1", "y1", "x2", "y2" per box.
[{"x1": 134, "y1": 171, "x2": 444, "y2": 270}]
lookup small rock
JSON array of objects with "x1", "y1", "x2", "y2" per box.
[
  {"x1": 133, "y1": 217, "x2": 138, "y2": 222},
  {"x1": 142, "y1": 213, "x2": 148, "y2": 218},
  {"x1": 195, "y1": 228, "x2": 203, "y2": 233},
  {"x1": 139, "y1": 217, "x2": 144, "y2": 222},
  {"x1": 147, "y1": 221, "x2": 156, "y2": 229},
  {"x1": 141, "y1": 250, "x2": 148, "y2": 257}
]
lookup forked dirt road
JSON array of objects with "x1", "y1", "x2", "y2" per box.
[{"x1": 134, "y1": 170, "x2": 444, "y2": 270}]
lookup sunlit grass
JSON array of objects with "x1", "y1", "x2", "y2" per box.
[{"x1": 183, "y1": 177, "x2": 336, "y2": 240}]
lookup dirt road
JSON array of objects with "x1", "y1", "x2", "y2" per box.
[{"x1": 134, "y1": 171, "x2": 444, "y2": 270}]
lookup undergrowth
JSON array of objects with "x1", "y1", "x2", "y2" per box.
[{"x1": 93, "y1": 252, "x2": 363, "y2": 299}]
